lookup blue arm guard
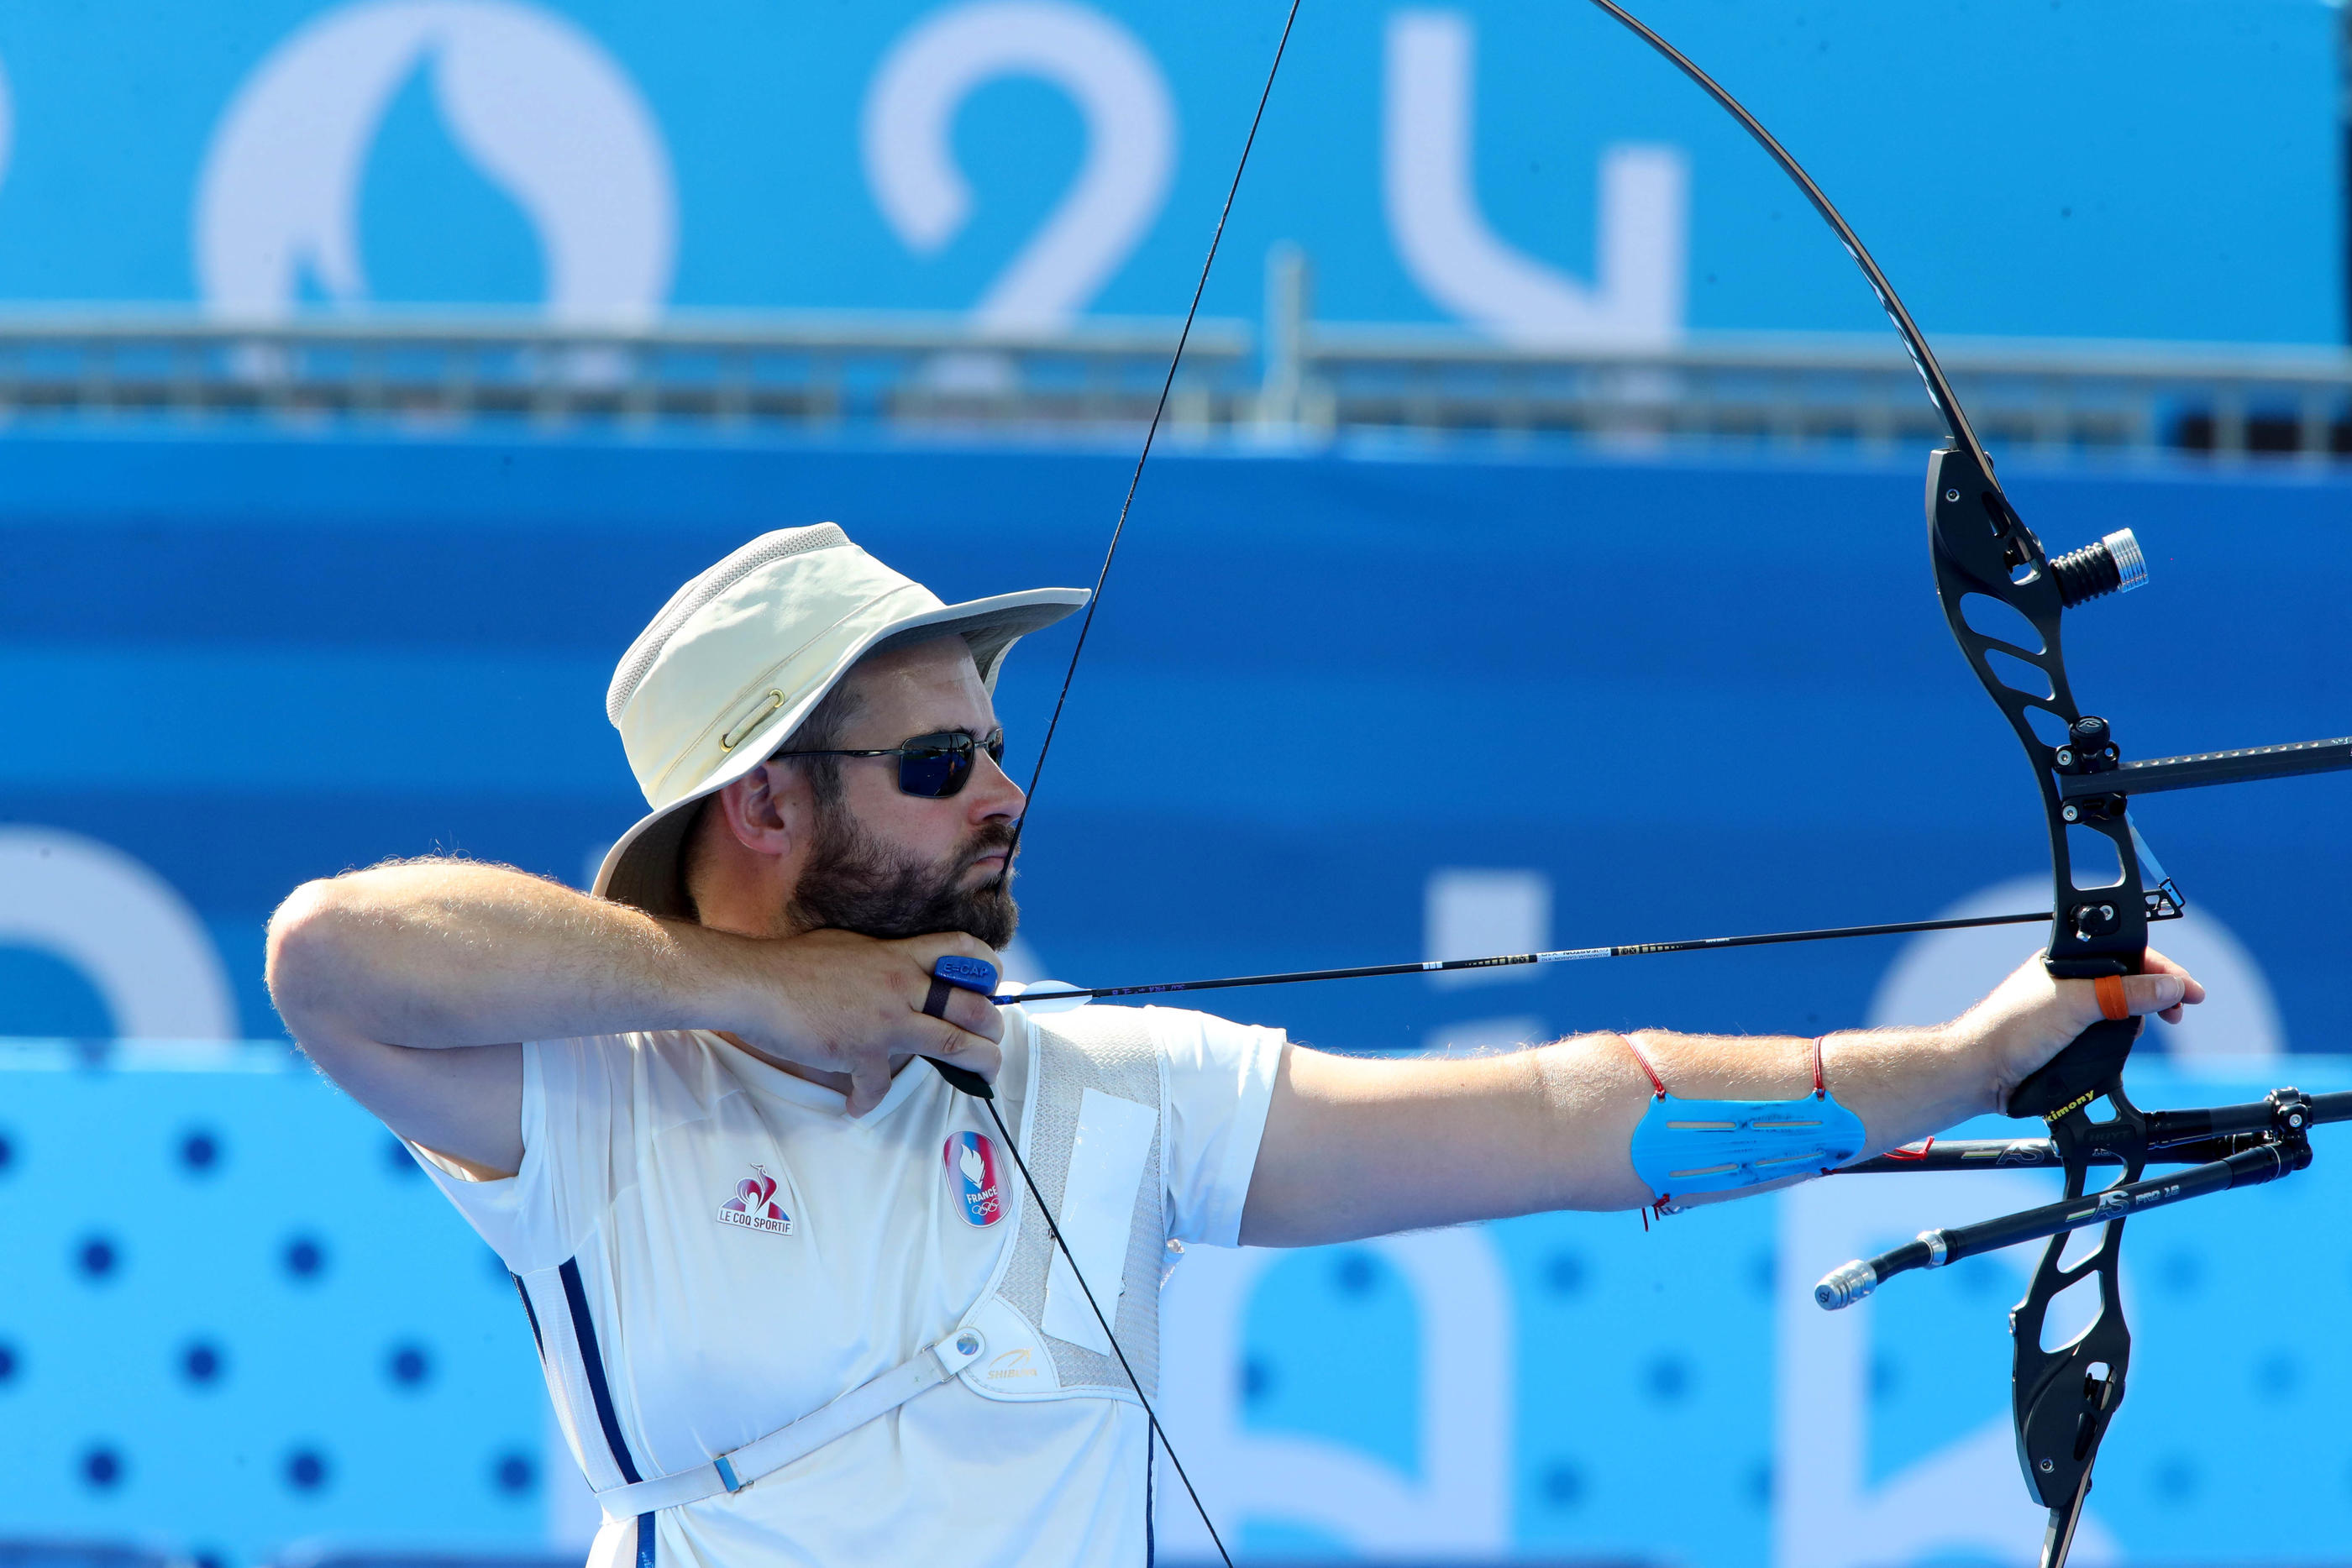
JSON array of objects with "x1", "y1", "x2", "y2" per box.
[
  {"x1": 1622, "y1": 1034, "x2": 1867, "y2": 1201},
  {"x1": 1628, "y1": 1091, "x2": 1867, "y2": 1199}
]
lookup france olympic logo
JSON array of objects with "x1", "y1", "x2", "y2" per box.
[{"x1": 943, "y1": 1130, "x2": 1005, "y2": 1228}]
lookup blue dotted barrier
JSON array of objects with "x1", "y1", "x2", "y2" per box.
[
  {"x1": 1152, "y1": 1062, "x2": 2352, "y2": 1565},
  {"x1": 5, "y1": 1047, "x2": 2350, "y2": 1565},
  {"x1": 0, "y1": 1045, "x2": 546, "y2": 1566}
]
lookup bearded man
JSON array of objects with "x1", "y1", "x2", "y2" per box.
[{"x1": 265, "y1": 524, "x2": 2201, "y2": 1568}]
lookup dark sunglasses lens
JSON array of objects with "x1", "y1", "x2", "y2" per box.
[
  {"x1": 897, "y1": 734, "x2": 974, "y2": 798},
  {"x1": 984, "y1": 731, "x2": 1005, "y2": 763}
]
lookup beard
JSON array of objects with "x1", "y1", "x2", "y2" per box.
[{"x1": 787, "y1": 803, "x2": 1020, "y2": 950}]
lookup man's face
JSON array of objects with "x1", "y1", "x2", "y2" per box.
[{"x1": 786, "y1": 637, "x2": 1026, "y2": 949}]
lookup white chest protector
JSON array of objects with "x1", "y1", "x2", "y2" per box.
[{"x1": 510, "y1": 1005, "x2": 1168, "y2": 1523}]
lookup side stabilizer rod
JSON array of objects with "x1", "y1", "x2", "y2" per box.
[
  {"x1": 1840, "y1": 1089, "x2": 2352, "y2": 1173},
  {"x1": 1816, "y1": 1135, "x2": 2310, "y2": 1310}
]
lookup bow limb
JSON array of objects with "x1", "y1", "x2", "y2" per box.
[{"x1": 1582, "y1": 5, "x2": 2158, "y2": 1560}]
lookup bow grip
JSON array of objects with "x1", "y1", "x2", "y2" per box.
[{"x1": 2006, "y1": 1015, "x2": 2141, "y2": 1122}]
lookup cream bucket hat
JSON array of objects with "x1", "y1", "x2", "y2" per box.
[{"x1": 591, "y1": 523, "x2": 1087, "y2": 919}]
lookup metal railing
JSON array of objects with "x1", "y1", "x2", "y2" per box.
[
  {"x1": 0, "y1": 312, "x2": 1257, "y2": 433},
  {"x1": 1268, "y1": 325, "x2": 2352, "y2": 459},
  {"x1": 0, "y1": 306, "x2": 2343, "y2": 460}
]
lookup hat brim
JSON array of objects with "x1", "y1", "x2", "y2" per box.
[{"x1": 592, "y1": 585, "x2": 1086, "y2": 920}]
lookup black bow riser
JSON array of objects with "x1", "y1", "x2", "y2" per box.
[
  {"x1": 1926, "y1": 445, "x2": 2150, "y2": 1115},
  {"x1": 1925, "y1": 443, "x2": 2158, "y2": 1521}
]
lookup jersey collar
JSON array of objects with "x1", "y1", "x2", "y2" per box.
[{"x1": 703, "y1": 1030, "x2": 934, "y2": 1126}]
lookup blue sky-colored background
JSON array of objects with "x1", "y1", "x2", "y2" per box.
[
  {"x1": 0, "y1": 0, "x2": 2336, "y2": 340},
  {"x1": 1, "y1": 427, "x2": 2345, "y2": 1057}
]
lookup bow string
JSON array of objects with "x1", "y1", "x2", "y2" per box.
[{"x1": 1000, "y1": 8, "x2": 2352, "y2": 1566}]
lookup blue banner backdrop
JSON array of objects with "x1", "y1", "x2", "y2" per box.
[
  {"x1": 0, "y1": 427, "x2": 2344, "y2": 1059},
  {"x1": 0, "y1": 0, "x2": 2334, "y2": 342}
]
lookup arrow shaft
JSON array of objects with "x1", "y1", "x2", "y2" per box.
[{"x1": 995, "y1": 909, "x2": 2051, "y2": 1006}]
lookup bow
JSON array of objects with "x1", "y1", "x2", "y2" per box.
[
  {"x1": 983, "y1": 3, "x2": 2352, "y2": 1564},
  {"x1": 1553, "y1": 7, "x2": 2352, "y2": 1564}
]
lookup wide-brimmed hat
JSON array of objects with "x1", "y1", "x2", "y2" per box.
[{"x1": 591, "y1": 523, "x2": 1086, "y2": 919}]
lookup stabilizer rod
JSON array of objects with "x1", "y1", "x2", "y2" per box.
[
  {"x1": 1840, "y1": 1089, "x2": 2352, "y2": 1173},
  {"x1": 1817, "y1": 1135, "x2": 2310, "y2": 1310}
]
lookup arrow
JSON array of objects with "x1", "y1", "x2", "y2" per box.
[{"x1": 996, "y1": 907, "x2": 2053, "y2": 1009}]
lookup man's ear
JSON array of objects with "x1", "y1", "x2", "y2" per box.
[{"x1": 713, "y1": 759, "x2": 811, "y2": 859}]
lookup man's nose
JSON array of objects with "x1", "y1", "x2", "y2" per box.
[{"x1": 968, "y1": 746, "x2": 1026, "y2": 820}]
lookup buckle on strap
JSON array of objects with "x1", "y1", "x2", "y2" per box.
[
  {"x1": 935, "y1": 1327, "x2": 986, "y2": 1377},
  {"x1": 711, "y1": 1455, "x2": 744, "y2": 1494}
]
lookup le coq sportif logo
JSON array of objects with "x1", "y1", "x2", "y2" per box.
[{"x1": 717, "y1": 1164, "x2": 793, "y2": 1236}]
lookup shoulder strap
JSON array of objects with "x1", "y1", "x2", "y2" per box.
[{"x1": 589, "y1": 1329, "x2": 990, "y2": 1518}]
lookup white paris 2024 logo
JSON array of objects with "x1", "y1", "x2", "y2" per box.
[{"x1": 195, "y1": 0, "x2": 674, "y2": 325}]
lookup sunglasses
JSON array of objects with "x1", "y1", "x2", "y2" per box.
[{"x1": 784, "y1": 728, "x2": 1007, "y2": 799}]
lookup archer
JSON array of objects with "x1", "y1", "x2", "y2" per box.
[{"x1": 264, "y1": 525, "x2": 2200, "y2": 1568}]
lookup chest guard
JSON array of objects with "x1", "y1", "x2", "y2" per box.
[{"x1": 953, "y1": 1004, "x2": 1168, "y2": 1406}]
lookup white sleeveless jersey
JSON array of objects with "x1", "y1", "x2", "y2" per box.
[{"x1": 412, "y1": 1003, "x2": 1284, "y2": 1568}]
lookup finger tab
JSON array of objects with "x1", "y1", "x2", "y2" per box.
[{"x1": 932, "y1": 955, "x2": 1001, "y2": 994}]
